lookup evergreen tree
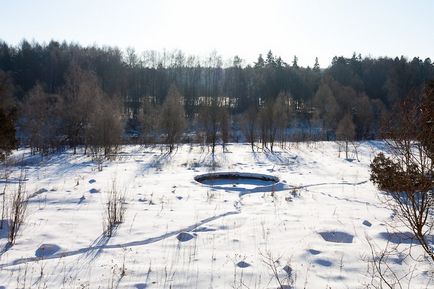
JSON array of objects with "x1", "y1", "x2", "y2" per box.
[
  {"x1": 0, "y1": 71, "x2": 17, "y2": 160},
  {"x1": 292, "y1": 56, "x2": 299, "y2": 68},
  {"x1": 0, "y1": 107, "x2": 17, "y2": 160},
  {"x1": 266, "y1": 50, "x2": 275, "y2": 67},
  {"x1": 313, "y1": 57, "x2": 320, "y2": 71},
  {"x1": 254, "y1": 54, "x2": 265, "y2": 68}
]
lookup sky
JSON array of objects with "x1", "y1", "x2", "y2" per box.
[{"x1": 1, "y1": 0, "x2": 433, "y2": 67}]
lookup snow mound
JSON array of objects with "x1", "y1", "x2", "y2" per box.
[{"x1": 35, "y1": 244, "x2": 61, "y2": 258}]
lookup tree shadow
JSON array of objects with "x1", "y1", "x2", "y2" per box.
[
  {"x1": 0, "y1": 220, "x2": 9, "y2": 239},
  {"x1": 1, "y1": 211, "x2": 240, "y2": 268},
  {"x1": 142, "y1": 151, "x2": 173, "y2": 172},
  {"x1": 14, "y1": 151, "x2": 94, "y2": 177},
  {"x1": 263, "y1": 148, "x2": 298, "y2": 167},
  {"x1": 378, "y1": 231, "x2": 421, "y2": 245}
]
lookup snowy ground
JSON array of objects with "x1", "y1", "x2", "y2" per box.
[{"x1": 0, "y1": 142, "x2": 432, "y2": 289}]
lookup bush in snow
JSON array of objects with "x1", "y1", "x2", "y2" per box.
[
  {"x1": 103, "y1": 180, "x2": 126, "y2": 237},
  {"x1": 7, "y1": 170, "x2": 28, "y2": 245}
]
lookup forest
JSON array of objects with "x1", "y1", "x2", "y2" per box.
[{"x1": 1, "y1": 40, "x2": 434, "y2": 158}]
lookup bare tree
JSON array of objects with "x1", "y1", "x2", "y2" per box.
[
  {"x1": 198, "y1": 97, "x2": 220, "y2": 155},
  {"x1": 137, "y1": 100, "x2": 159, "y2": 145},
  {"x1": 259, "y1": 101, "x2": 277, "y2": 151},
  {"x1": 258, "y1": 94, "x2": 289, "y2": 152},
  {"x1": 159, "y1": 84, "x2": 186, "y2": 152},
  {"x1": 353, "y1": 94, "x2": 374, "y2": 138},
  {"x1": 313, "y1": 81, "x2": 340, "y2": 135},
  {"x1": 241, "y1": 105, "x2": 258, "y2": 151},
  {"x1": 220, "y1": 107, "x2": 230, "y2": 152},
  {"x1": 336, "y1": 113, "x2": 356, "y2": 159},
  {"x1": 86, "y1": 97, "x2": 124, "y2": 159},
  {"x1": 62, "y1": 64, "x2": 101, "y2": 154},
  {"x1": 274, "y1": 92, "x2": 290, "y2": 148},
  {"x1": 21, "y1": 83, "x2": 63, "y2": 154}
]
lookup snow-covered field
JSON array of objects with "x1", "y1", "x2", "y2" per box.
[{"x1": 0, "y1": 142, "x2": 432, "y2": 289}]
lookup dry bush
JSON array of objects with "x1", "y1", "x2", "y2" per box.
[
  {"x1": 103, "y1": 180, "x2": 126, "y2": 237},
  {"x1": 260, "y1": 250, "x2": 294, "y2": 289},
  {"x1": 362, "y1": 235, "x2": 424, "y2": 289},
  {"x1": 7, "y1": 170, "x2": 28, "y2": 245}
]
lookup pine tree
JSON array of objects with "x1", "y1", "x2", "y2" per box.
[
  {"x1": 313, "y1": 57, "x2": 320, "y2": 71},
  {"x1": 292, "y1": 56, "x2": 299, "y2": 68},
  {"x1": 0, "y1": 106, "x2": 17, "y2": 160},
  {"x1": 266, "y1": 50, "x2": 275, "y2": 66},
  {"x1": 0, "y1": 71, "x2": 17, "y2": 160},
  {"x1": 254, "y1": 54, "x2": 265, "y2": 68}
]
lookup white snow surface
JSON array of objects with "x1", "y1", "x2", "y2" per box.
[{"x1": 0, "y1": 142, "x2": 432, "y2": 289}]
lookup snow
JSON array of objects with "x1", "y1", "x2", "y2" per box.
[{"x1": 0, "y1": 142, "x2": 432, "y2": 288}]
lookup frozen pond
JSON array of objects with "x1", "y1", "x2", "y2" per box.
[{"x1": 194, "y1": 172, "x2": 280, "y2": 191}]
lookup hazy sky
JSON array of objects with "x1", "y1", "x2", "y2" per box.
[{"x1": 1, "y1": 0, "x2": 433, "y2": 67}]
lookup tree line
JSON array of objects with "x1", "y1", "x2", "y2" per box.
[{"x1": 0, "y1": 40, "x2": 433, "y2": 157}]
